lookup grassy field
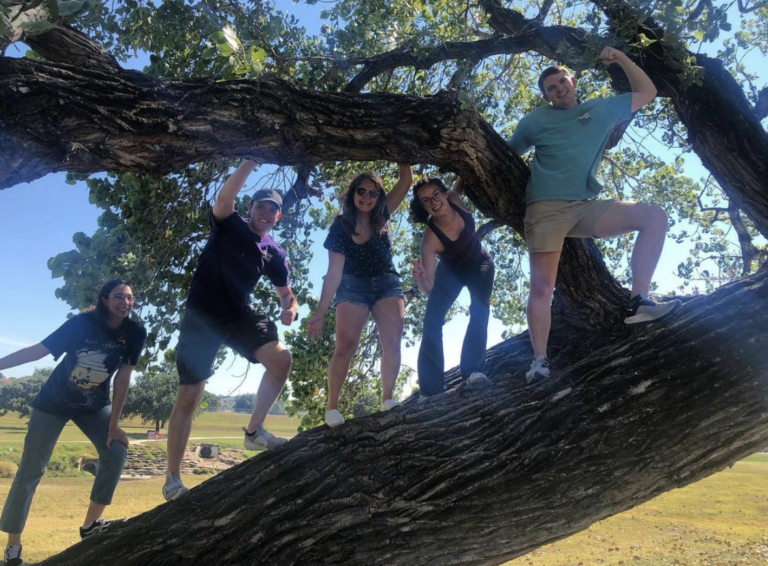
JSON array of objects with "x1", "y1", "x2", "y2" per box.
[{"x1": 0, "y1": 412, "x2": 765, "y2": 565}]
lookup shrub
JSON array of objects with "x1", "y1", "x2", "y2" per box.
[
  {"x1": 192, "y1": 467, "x2": 215, "y2": 475},
  {"x1": 0, "y1": 460, "x2": 17, "y2": 478}
]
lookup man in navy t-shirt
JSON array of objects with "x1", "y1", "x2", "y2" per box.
[{"x1": 163, "y1": 159, "x2": 299, "y2": 501}]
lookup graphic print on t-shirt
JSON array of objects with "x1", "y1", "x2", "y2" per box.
[{"x1": 69, "y1": 342, "x2": 122, "y2": 390}]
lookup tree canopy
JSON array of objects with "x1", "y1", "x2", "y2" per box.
[
  {"x1": 2, "y1": 0, "x2": 765, "y2": 425},
  {"x1": 1, "y1": 0, "x2": 767, "y2": 564}
]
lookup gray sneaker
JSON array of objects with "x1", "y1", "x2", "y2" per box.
[
  {"x1": 4, "y1": 544, "x2": 23, "y2": 566},
  {"x1": 467, "y1": 371, "x2": 492, "y2": 390},
  {"x1": 624, "y1": 294, "x2": 681, "y2": 324},
  {"x1": 525, "y1": 356, "x2": 550, "y2": 384},
  {"x1": 243, "y1": 426, "x2": 287, "y2": 450},
  {"x1": 162, "y1": 472, "x2": 189, "y2": 501}
]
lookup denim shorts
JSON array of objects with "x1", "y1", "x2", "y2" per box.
[{"x1": 333, "y1": 273, "x2": 404, "y2": 309}]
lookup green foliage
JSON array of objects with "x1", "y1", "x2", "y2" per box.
[
  {"x1": 123, "y1": 361, "x2": 193, "y2": 432},
  {"x1": 233, "y1": 393, "x2": 256, "y2": 413},
  {"x1": 45, "y1": 443, "x2": 97, "y2": 477},
  {"x1": 0, "y1": 368, "x2": 50, "y2": 418},
  {"x1": 25, "y1": 0, "x2": 765, "y2": 419},
  {"x1": 201, "y1": 391, "x2": 221, "y2": 412}
]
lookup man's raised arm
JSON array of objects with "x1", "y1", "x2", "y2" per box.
[{"x1": 213, "y1": 159, "x2": 259, "y2": 221}]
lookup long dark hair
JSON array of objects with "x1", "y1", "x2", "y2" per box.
[
  {"x1": 409, "y1": 177, "x2": 449, "y2": 224},
  {"x1": 82, "y1": 279, "x2": 134, "y2": 329},
  {"x1": 340, "y1": 171, "x2": 388, "y2": 236}
]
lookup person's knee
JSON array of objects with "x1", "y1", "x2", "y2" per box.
[
  {"x1": 334, "y1": 335, "x2": 360, "y2": 359},
  {"x1": 104, "y1": 440, "x2": 128, "y2": 466},
  {"x1": 273, "y1": 348, "x2": 292, "y2": 376},
  {"x1": 644, "y1": 205, "x2": 668, "y2": 232},
  {"x1": 469, "y1": 300, "x2": 491, "y2": 320},
  {"x1": 379, "y1": 329, "x2": 403, "y2": 354},
  {"x1": 175, "y1": 384, "x2": 204, "y2": 413},
  {"x1": 529, "y1": 278, "x2": 554, "y2": 302}
]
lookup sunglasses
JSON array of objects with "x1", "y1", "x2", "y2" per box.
[{"x1": 355, "y1": 187, "x2": 382, "y2": 199}]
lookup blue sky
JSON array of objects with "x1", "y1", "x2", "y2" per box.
[{"x1": 0, "y1": 1, "x2": 759, "y2": 397}]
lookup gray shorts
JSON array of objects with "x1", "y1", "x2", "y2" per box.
[
  {"x1": 524, "y1": 199, "x2": 616, "y2": 253},
  {"x1": 176, "y1": 306, "x2": 279, "y2": 385},
  {"x1": 333, "y1": 273, "x2": 404, "y2": 310}
]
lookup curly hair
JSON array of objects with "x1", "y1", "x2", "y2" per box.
[
  {"x1": 409, "y1": 177, "x2": 449, "y2": 224},
  {"x1": 339, "y1": 171, "x2": 388, "y2": 236}
]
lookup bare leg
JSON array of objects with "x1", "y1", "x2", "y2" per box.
[
  {"x1": 370, "y1": 296, "x2": 405, "y2": 403},
  {"x1": 246, "y1": 341, "x2": 292, "y2": 433},
  {"x1": 6, "y1": 533, "x2": 20, "y2": 546},
  {"x1": 593, "y1": 202, "x2": 668, "y2": 297},
  {"x1": 528, "y1": 251, "x2": 561, "y2": 358},
  {"x1": 83, "y1": 501, "x2": 106, "y2": 527},
  {"x1": 166, "y1": 382, "x2": 206, "y2": 476},
  {"x1": 326, "y1": 302, "x2": 370, "y2": 411}
]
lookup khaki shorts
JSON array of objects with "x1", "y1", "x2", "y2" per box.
[{"x1": 524, "y1": 199, "x2": 616, "y2": 253}]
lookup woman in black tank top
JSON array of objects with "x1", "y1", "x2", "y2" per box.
[{"x1": 410, "y1": 177, "x2": 496, "y2": 397}]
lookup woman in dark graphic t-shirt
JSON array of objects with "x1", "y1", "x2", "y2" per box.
[{"x1": 0, "y1": 279, "x2": 146, "y2": 566}]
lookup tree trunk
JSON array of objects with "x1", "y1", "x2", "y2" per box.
[
  {"x1": 156, "y1": 421, "x2": 161, "y2": 434},
  {"x1": 41, "y1": 268, "x2": 768, "y2": 566}
]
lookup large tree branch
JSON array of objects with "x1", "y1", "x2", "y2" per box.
[
  {"x1": 41, "y1": 268, "x2": 768, "y2": 566},
  {"x1": 345, "y1": 34, "x2": 551, "y2": 93}
]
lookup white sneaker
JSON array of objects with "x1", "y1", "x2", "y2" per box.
[
  {"x1": 525, "y1": 356, "x2": 550, "y2": 384},
  {"x1": 467, "y1": 371, "x2": 492, "y2": 389},
  {"x1": 162, "y1": 472, "x2": 189, "y2": 501},
  {"x1": 380, "y1": 399, "x2": 400, "y2": 411},
  {"x1": 243, "y1": 425, "x2": 287, "y2": 450},
  {"x1": 325, "y1": 409, "x2": 345, "y2": 428}
]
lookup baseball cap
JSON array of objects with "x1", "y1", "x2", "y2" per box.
[{"x1": 250, "y1": 188, "x2": 283, "y2": 209}]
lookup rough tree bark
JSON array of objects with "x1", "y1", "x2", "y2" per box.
[
  {"x1": 40, "y1": 269, "x2": 768, "y2": 566},
  {"x1": 1, "y1": 18, "x2": 766, "y2": 566}
]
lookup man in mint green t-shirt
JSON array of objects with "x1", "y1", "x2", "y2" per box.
[{"x1": 508, "y1": 47, "x2": 681, "y2": 383}]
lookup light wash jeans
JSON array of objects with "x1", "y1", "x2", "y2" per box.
[{"x1": 0, "y1": 406, "x2": 127, "y2": 534}]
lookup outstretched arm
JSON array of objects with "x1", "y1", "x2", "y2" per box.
[
  {"x1": 213, "y1": 159, "x2": 259, "y2": 221},
  {"x1": 0, "y1": 343, "x2": 50, "y2": 372},
  {"x1": 600, "y1": 47, "x2": 657, "y2": 112},
  {"x1": 306, "y1": 251, "x2": 345, "y2": 341},
  {"x1": 385, "y1": 163, "x2": 413, "y2": 216}
]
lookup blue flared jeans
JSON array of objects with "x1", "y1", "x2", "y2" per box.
[
  {"x1": 418, "y1": 253, "x2": 495, "y2": 396},
  {"x1": 0, "y1": 406, "x2": 127, "y2": 534}
]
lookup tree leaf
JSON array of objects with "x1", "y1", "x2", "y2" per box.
[
  {"x1": 19, "y1": 20, "x2": 57, "y2": 31},
  {"x1": 57, "y1": 0, "x2": 87, "y2": 17}
]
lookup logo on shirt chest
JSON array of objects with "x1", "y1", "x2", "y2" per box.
[
  {"x1": 577, "y1": 112, "x2": 592, "y2": 125},
  {"x1": 259, "y1": 245, "x2": 273, "y2": 262}
]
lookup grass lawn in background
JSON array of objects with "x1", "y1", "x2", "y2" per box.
[{"x1": 0, "y1": 412, "x2": 765, "y2": 565}]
